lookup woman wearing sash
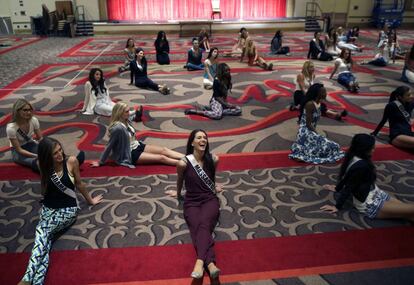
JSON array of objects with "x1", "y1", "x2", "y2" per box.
[
  {"x1": 166, "y1": 129, "x2": 223, "y2": 280},
  {"x1": 6, "y1": 99, "x2": 42, "y2": 172},
  {"x1": 7, "y1": 99, "x2": 85, "y2": 173},
  {"x1": 17, "y1": 137, "x2": 102, "y2": 285},
  {"x1": 371, "y1": 86, "x2": 414, "y2": 149},
  {"x1": 90, "y1": 102, "x2": 183, "y2": 168},
  {"x1": 321, "y1": 133, "x2": 414, "y2": 221}
]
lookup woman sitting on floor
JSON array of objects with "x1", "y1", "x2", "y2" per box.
[
  {"x1": 82, "y1": 68, "x2": 142, "y2": 122},
  {"x1": 130, "y1": 48, "x2": 170, "y2": 95},
  {"x1": 203, "y1": 47, "x2": 219, "y2": 89},
  {"x1": 17, "y1": 137, "x2": 102, "y2": 285},
  {"x1": 388, "y1": 29, "x2": 405, "y2": 61},
  {"x1": 198, "y1": 27, "x2": 211, "y2": 52},
  {"x1": 185, "y1": 63, "x2": 241, "y2": 119},
  {"x1": 401, "y1": 44, "x2": 414, "y2": 83},
  {"x1": 291, "y1": 61, "x2": 347, "y2": 120},
  {"x1": 329, "y1": 48, "x2": 360, "y2": 93},
  {"x1": 321, "y1": 133, "x2": 414, "y2": 222},
  {"x1": 7, "y1": 99, "x2": 85, "y2": 173},
  {"x1": 185, "y1": 38, "x2": 204, "y2": 71},
  {"x1": 325, "y1": 27, "x2": 341, "y2": 57},
  {"x1": 270, "y1": 30, "x2": 290, "y2": 55},
  {"x1": 289, "y1": 83, "x2": 345, "y2": 164},
  {"x1": 336, "y1": 26, "x2": 363, "y2": 52},
  {"x1": 307, "y1": 31, "x2": 333, "y2": 61},
  {"x1": 154, "y1": 31, "x2": 170, "y2": 65},
  {"x1": 243, "y1": 37, "x2": 273, "y2": 70},
  {"x1": 91, "y1": 102, "x2": 183, "y2": 168},
  {"x1": 363, "y1": 39, "x2": 390, "y2": 67},
  {"x1": 371, "y1": 86, "x2": 414, "y2": 150},
  {"x1": 228, "y1": 27, "x2": 248, "y2": 57},
  {"x1": 118, "y1": 38, "x2": 136, "y2": 84}
]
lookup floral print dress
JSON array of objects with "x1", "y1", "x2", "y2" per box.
[{"x1": 289, "y1": 103, "x2": 344, "y2": 164}]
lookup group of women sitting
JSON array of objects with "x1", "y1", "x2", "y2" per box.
[{"x1": 10, "y1": 26, "x2": 414, "y2": 285}]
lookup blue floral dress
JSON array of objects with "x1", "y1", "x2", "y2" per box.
[{"x1": 289, "y1": 103, "x2": 344, "y2": 164}]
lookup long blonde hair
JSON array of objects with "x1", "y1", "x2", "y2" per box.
[
  {"x1": 109, "y1": 102, "x2": 128, "y2": 130},
  {"x1": 11, "y1": 99, "x2": 33, "y2": 123},
  {"x1": 302, "y1": 60, "x2": 314, "y2": 80}
]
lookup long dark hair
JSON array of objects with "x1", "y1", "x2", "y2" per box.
[
  {"x1": 388, "y1": 85, "x2": 409, "y2": 103},
  {"x1": 339, "y1": 133, "x2": 376, "y2": 181},
  {"x1": 135, "y1": 47, "x2": 147, "y2": 65},
  {"x1": 207, "y1": 47, "x2": 219, "y2": 60},
  {"x1": 154, "y1": 31, "x2": 168, "y2": 46},
  {"x1": 216, "y1": 62, "x2": 232, "y2": 92},
  {"x1": 38, "y1": 137, "x2": 66, "y2": 195},
  {"x1": 88, "y1": 68, "x2": 106, "y2": 95},
  {"x1": 186, "y1": 129, "x2": 215, "y2": 181},
  {"x1": 340, "y1": 48, "x2": 353, "y2": 65},
  {"x1": 327, "y1": 27, "x2": 337, "y2": 44},
  {"x1": 299, "y1": 83, "x2": 324, "y2": 119},
  {"x1": 272, "y1": 30, "x2": 282, "y2": 40},
  {"x1": 125, "y1": 38, "x2": 134, "y2": 48}
]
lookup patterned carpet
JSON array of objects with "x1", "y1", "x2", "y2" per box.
[{"x1": 0, "y1": 30, "x2": 414, "y2": 284}]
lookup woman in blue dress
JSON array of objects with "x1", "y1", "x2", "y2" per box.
[{"x1": 289, "y1": 83, "x2": 345, "y2": 164}]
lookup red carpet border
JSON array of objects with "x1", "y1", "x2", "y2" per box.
[{"x1": 1, "y1": 227, "x2": 414, "y2": 285}]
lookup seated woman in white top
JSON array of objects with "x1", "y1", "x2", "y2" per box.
[
  {"x1": 7, "y1": 99, "x2": 85, "y2": 173},
  {"x1": 402, "y1": 44, "x2": 414, "y2": 83},
  {"x1": 82, "y1": 68, "x2": 142, "y2": 122},
  {"x1": 329, "y1": 49, "x2": 360, "y2": 93},
  {"x1": 203, "y1": 47, "x2": 219, "y2": 89}
]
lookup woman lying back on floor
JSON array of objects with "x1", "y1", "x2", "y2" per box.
[
  {"x1": 91, "y1": 102, "x2": 183, "y2": 168},
  {"x1": 371, "y1": 86, "x2": 414, "y2": 150},
  {"x1": 17, "y1": 137, "x2": 102, "y2": 285},
  {"x1": 321, "y1": 133, "x2": 414, "y2": 222},
  {"x1": 7, "y1": 99, "x2": 85, "y2": 173}
]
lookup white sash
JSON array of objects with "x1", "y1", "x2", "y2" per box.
[
  {"x1": 393, "y1": 100, "x2": 411, "y2": 124},
  {"x1": 186, "y1": 154, "x2": 215, "y2": 193},
  {"x1": 50, "y1": 170, "x2": 80, "y2": 208}
]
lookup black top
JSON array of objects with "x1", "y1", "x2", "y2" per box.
[
  {"x1": 42, "y1": 162, "x2": 77, "y2": 209},
  {"x1": 372, "y1": 101, "x2": 414, "y2": 141},
  {"x1": 154, "y1": 40, "x2": 170, "y2": 55},
  {"x1": 187, "y1": 49, "x2": 202, "y2": 65},
  {"x1": 271, "y1": 37, "x2": 282, "y2": 53},
  {"x1": 212, "y1": 78, "x2": 228, "y2": 100},
  {"x1": 307, "y1": 39, "x2": 325, "y2": 59},
  {"x1": 130, "y1": 60, "x2": 148, "y2": 79},
  {"x1": 335, "y1": 159, "x2": 376, "y2": 210}
]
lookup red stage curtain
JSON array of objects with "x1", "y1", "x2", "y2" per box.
[
  {"x1": 107, "y1": 0, "x2": 286, "y2": 21},
  {"x1": 242, "y1": 0, "x2": 286, "y2": 19}
]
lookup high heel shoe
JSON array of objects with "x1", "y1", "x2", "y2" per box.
[
  {"x1": 191, "y1": 269, "x2": 204, "y2": 279},
  {"x1": 209, "y1": 267, "x2": 220, "y2": 279}
]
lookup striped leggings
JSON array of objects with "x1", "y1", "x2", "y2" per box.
[
  {"x1": 21, "y1": 206, "x2": 78, "y2": 285},
  {"x1": 202, "y1": 97, "x2": 242, "y2": 120}
]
